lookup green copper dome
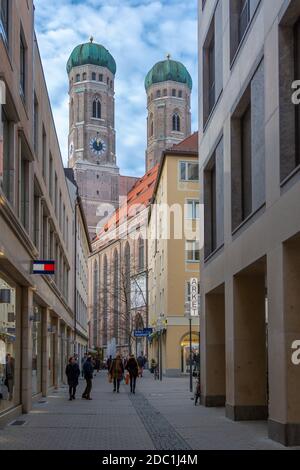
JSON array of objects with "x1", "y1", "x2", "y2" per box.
[
  {"x1": 145, "y1": 58, "x2": 192, "y2": 91},
  {"x1": 67, "y1": 40, "x2": 116, "y2": 75}
]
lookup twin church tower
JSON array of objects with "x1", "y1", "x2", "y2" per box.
[{"x1": 67, "y1": 38, "x2": 192, "y2": 237}]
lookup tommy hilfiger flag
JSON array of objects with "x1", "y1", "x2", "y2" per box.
[{"x1": 32, "y1": 261, "x2": 55, "y2": 275}]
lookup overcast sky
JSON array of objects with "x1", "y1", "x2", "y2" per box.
[{"x1": 34, "y1": 0, "x2": 198, "y2": 177}]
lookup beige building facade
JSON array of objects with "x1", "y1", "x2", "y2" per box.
[
  {"x1": 199, "y1": 0, "x2": 300, "y2": 446},
  {"x1": 0, "y1": 0, "x2": 77, "y2": 425},
  {"x1": 148, "y1": 133, "x2": 200, "y2": 376}
]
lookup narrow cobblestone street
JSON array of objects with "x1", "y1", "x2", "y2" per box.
[{"x1": 0, "y1": 372, "x2": 296, "y2": 450}]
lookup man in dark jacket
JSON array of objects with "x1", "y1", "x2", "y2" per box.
[
  {"x1": 65, "y1": 357, "x2": 80, "y2": 401},
  {"x1": 82, "y1": 356, "x2": 93, "y2": 400}
]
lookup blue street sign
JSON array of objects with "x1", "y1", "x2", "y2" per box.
[{"x1": 134, "y1": 328, "x2": 153, "y2": 338}]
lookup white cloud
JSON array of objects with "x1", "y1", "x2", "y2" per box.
[{"x1": 34, "y1": 0, "x2": 198, "y2": 177}]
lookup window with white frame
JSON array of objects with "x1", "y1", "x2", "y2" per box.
[
  {"x1": 186, "y1": 199, "x2": 200, "y2": 219},
  {"x1": 186, "y1": 240, "x2": 200, "y2": 263},
  {"x1": 180, "y1": 161, "x2": 199, "y2": 182}
]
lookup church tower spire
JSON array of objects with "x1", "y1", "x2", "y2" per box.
[
  {"x1": 145, "y1": 57, "x2": 192, "y2": 170},
  {"x1": 67, "y1": 40, "x2": 119, "y2": 237}
]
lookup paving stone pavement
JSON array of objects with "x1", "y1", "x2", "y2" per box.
[{"x1": 0, "y1": 371, "x2": 299, "y2": 450}]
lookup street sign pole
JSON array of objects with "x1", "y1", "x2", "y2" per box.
[
  {"x1": 189, "y1": 317, "x2": 193, "y2": 393},
  {"x1": 189, "y1": 278, "x2": 199, "y2": 393}
]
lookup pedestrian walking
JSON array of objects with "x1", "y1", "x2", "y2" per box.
[
  {"x1": 109, "y1": 354, "x2": 124, "y2": 393},
  {"x1": 95, "y1": 357, "x2": 100, "y2": 373},
  {"x1": 137, "y1": 354, "x2": 145, "y2": 377},
  {"x1": 65, "y1": 356, "x2": 80, "y2": 401},
  {"x1": 106, "y1": 355, "x2": 112, "y2": 371},
  {"x1": 82, "y1": 356, "x2": 94, "y2": 400},
  {"x1": 5, "y1": 354, "x2": 15, "y2": 401},
  {"x1": 81, "y1": 353, "x2": 88, "y2": 378},
  {"x1": 126, "y1": 354, "x2": 139, "y2": 394}
]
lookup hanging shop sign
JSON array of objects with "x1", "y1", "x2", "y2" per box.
[
  {"x1": 190, "y1": 277, "x2": 199, "y2": 317},
  {"x1": 32, "y1": 261, "x2": 55, "y2": 275}
]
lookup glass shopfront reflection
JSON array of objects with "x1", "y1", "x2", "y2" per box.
[
  {"x1": 0, "y1": 275, "x2": 19, "y2": 413},
  {"x1": 32, "y1": 304, "x2": 42, "y2": 396}
]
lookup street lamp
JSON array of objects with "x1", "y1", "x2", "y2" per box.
[{"x1": 157, "y1": 314, "x2": 165, "y2": 381}]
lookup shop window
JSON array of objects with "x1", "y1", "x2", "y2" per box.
[
  {"x1": 0, "y1": 276, "x2": 19, "y2": 413},
  {"x1": 31, "y1": 305, "x2": 42, "y2": 396}
]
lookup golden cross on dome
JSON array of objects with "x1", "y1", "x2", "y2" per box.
[
  {"x1": 90, "y1": 36, "x2": 94, "y2": 43},
  {"x1": 166, "y1": 53, "x2": 171, "y2": 60}
]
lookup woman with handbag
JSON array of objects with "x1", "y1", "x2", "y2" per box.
[
  {"x1": 65, "y1": 356, "x2": 80, "y2": 401},
  {"x1": 126, "y1": 354, "x2": 139, "y2": 394},
  {"x1": 109, "y1": 354, "x2": 124, "y2": 393}
]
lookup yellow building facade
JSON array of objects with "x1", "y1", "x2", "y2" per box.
[{"x1": 148, "y1": 133, "x2": 200, "y2": 377}]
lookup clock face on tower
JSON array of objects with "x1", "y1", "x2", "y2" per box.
[{"x1": 90, "y1": 135, "x2": 107, "y2": 157}]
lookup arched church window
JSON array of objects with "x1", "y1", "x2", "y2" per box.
[
  {"x1": 138, "y1": 236, "x2": 145, "y2": 271},
  {"x1": 70, "y1": 98, "x2": 74, "y2": 125},
  {"x1": 149, "y1": 113, "x2": 154, "y2": 137},
  {"x1": 93, "y1": 98, "x2": 101, "y2": 119},
  {"x1": 92, "y1": 72, "x2": 96, "y2": 81},
  {"x1": 83, "y1": 72, "x2": 87, "y2": 81},
  {"x1": 102, "y1": 255, "x2": 108, "y2": 345},
  {"x1": 113, "y1": 250, "x2": 119, "y2": 342},
  {"x1": 93, "y1": 260, "x2": 99, "y2": 348},
  {"x1": 156, "y1": 90, "x2": 161, "y2": 98},
  {"x1": 178, "y1": 90, "x2": 183, "y2": 98},
  {"x1": 172, "y1": 113, "x2": 180, "y2": 132}
]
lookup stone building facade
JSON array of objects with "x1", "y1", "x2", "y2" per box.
[
  {"x1": 198, "y1": 0, "x2": 300, "y2": 446},
  {"x1": 67, "y1": 40, "x2": 138, "y2": 239},
  {"x1": 88, "y1": 166, "x2": 158, "y2": 358},
  {"x1": 65, "y1": 169, "x2": 91, "y2": 365},
  {"x1": 0, "y1": 0, "x2": 78, "y2": 425},
  {"x1": 145, "y1": 58, "x2": 192, "y2": 171}
]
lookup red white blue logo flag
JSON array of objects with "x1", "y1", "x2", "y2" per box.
[{"x1": 32, "y1": 261, "x2": 55, "y2": 275}]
